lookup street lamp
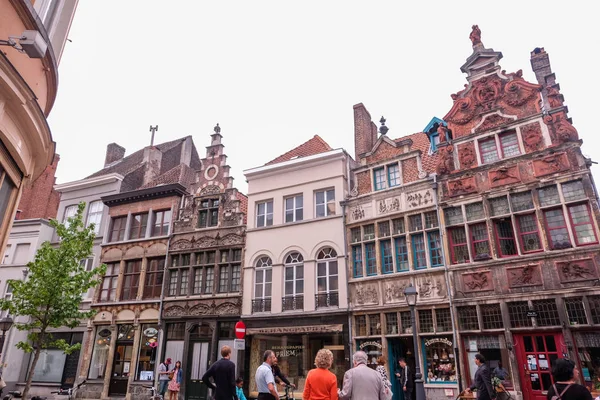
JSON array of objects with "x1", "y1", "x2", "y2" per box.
[
  {"x1": 0, "y1": 316, "x2": 13, "y2": 333},
  {"x1": 404, "y1": 283, "x2": 426, "y2": 400}
]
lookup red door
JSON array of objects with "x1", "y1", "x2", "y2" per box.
[{"x1": 514, "y1": 333, "x2": 565, "y2": 400}]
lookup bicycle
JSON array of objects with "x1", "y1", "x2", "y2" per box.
[
  {"x1": 279, "y1": 384, "x2": 294, "y2": 400},
  {"x1": 2, "y1": 390, "x2": 22, "y2": 400},
  {"x1": 142, "y1": 385, "x2": 163, "y2": 400},
  {"x1": 50, "y1": 379, "x2": 86, "y2": 400}
]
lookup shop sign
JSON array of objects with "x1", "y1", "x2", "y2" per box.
[
  {"x1": 234, "y1": 339, "x2": 245, "y2": 350},
  {"x1": 424, "y1": 338, "x2": 452, "y2": 347},
  {"x1": 246, "y1": 324, "x2": 343, "y2": 335},
  {"x1": 144, "y1": 327, "x2": 158, "y2": 337},
  {"x1": 526, "y1": 310, "x2": 538, "y2": 318},
  {"x1": 98, "y1": 328, "x2": 111, "y2": 338},
  {"x1": 273, "y1": 345, "x2": 304, "y2": 357},
  {"x1": 359, "y1": 341, "x2": 382, "y2": 350}
]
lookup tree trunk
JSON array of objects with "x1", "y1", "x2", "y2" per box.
[{"x1": 22, "y1": 347, "x2": 42, "y2": 399}]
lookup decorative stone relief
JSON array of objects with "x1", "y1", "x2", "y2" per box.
[
  {"x1": 520, "y1": 122, "x2": 544, "y2": 153},
  {"x1": 533, "y1": 153, "x2": 569, "y2": 177},
  {"x1": 503, "y1": 76, "x2": 539, "y2": 108},
  {"x1": 544, "y1": 112, "x2": 579, "y2": 144},
  {"x1": 383, "y1": 280, "x2": 409, "y2": 304},
  {"x1": 474, "y1": 113, "x2": 515, "y2": 133},
  {"x1": 462, "y1": 271, "x2": 493, "y2": 292},
  {"x1": 354, "y1": 284, "x2": 378, "y2": 305},
  {"x1": 557, "y1": 259, "x2": 598, "y2": 283},
  {"x1": 351, "y1": 204, "x2": 366, "y2": 221},
  {"x1": 417, "y1": 276, "x2": 446, "y2": 300},
  {"x1": 546, "y1": 86, "x2": 564, "y2": 109},
  {"x1": 377, "y1": 197, "x2": 402, "y2": 215},
  {"x1": 489, "y1": 166, "x2": 520, "y2": 188},
  {"x1": 458, "y1": 142, "x2": 476, "y2": 169},
  {"x1": 220, "y1": 233, "x2": 244, "y2": 245},
  {"x1": 436, "y1": 145, "x2": 455, "y2": 175},
  {"x1": 198, "y1": 184, "x2": 222, "y2": 196},
  {"x1": 507, "y1": 265, "x2": 542, "y2": 288},
  {"x1": 163, "y1": 300, "x2": 241, "y2": 318},
  {"x1": 406, "y1": 189, "x2": 434, "y2": 210},
  {"x1": 447, "y1": 176, "x2": 476, "y2": 197}
]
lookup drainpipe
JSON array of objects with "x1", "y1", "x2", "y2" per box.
[
  {"x1": 431, "y1": 173, "x2": 463, "y2": 393},
  {"x1": 342, "y1": 153, "x2": 353, "y2": 363}
]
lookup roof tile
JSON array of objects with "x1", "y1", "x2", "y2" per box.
[{"x1": 265, "y1": 135, "x2": 332, "y2": 165}]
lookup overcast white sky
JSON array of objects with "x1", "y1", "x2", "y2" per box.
[{"x1": 49, "y1": 1, "x2": 599, "y2": 194}]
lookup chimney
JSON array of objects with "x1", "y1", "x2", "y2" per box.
[
  {"x1": 143, "y1": 146, "x2": 163, "y2": 185},
  {"x1": 353, "y1": 103, "x2": 378, "y2": 161},
  {"x1": 180, "y1": 136, "x2": 193, "y2": 167},
  {"x1": 530, "y1": 47, "x2": 559, "y2": 111},
  {"x1": 104, "y1": 143, "x2": 126, "y2": 167}
]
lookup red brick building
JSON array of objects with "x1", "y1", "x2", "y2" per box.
[{"x1": 14, "y1": 154, "x2": 61, "y2": 221}]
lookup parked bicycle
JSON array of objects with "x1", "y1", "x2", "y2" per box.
[
  {"x1": 279, "y1": 384, "x2": 294, "y2": 400},
  {"x1": 50, "y1": 379, "x2": 86, "y2": 400},
  {"x1": 2, "y1": 390, "x2": 22, "y2": 400},
  {"x1": 143, "y1": 385, "x2": 163, "y2": 400}
]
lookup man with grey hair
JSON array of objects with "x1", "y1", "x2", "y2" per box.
[
  {"x1": 338, "y1": 351, "x2": 387, "y2": 399},
  {"x1": 255, "y1": 350, "x2": 279, "y2": 400}
]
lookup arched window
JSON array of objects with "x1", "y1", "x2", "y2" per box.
[
  {"x1": 253, "y1": 256, "x2": 272, "y2": 313},
  {"x1": 316, "y1": 247, "x2": 339, "y2": 308},
  {"x1": 283, "y1": 252, "x2": 304, "y2": 311}
]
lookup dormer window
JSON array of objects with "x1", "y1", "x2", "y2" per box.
[
  {"x1": 373, "y1": 163, "x2": 401, "y2": 191},
  {"x1": 198, "y1": 198, "x2": 219, "y2": 228}
]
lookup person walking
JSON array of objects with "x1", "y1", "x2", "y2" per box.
[
  {"x1": 395, "y1": 358, "x2": 413, "y2": 400},
  {"x1": 375, "y1": 356, "x2": 392, "y2": 392},
  {"x1": 157, "y1": 358, "x2": 172, "y2": 398},
  {"x1": 201, "y1": 345, "x2": 238, "y2": 400},
  {"x1": 465, "y1": 354, "x2": 496, "y2": 400},
  {"x1": 255, "y1": 350, "x2": 279, "y2": 400},
  {"x1": 303, "y1": 349, "x2": 338, "y2": 400},
  {"x1": 546, "y1": 358, "x2": 592, "y2": 400},
  {"x1": 338, "y1": 351, "x2": 386, "y2": 400},
  {"x1": 168, "y1": 361, "x2": 183, "y2": 400}
]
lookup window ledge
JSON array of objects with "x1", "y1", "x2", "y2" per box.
[
  {"x1": 102, "y1": 235, "x2": 169, "y2": 246},
  {"x1": 248, "y1": 214, "x2": 342, "y2": 232}
]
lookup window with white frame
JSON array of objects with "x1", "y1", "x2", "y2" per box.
[
  {"x1": 0, "y1": 283, "x2": 13, "y2": 318},
  {"x1": 63, "y1": 204, "x2": 78, "y2": 228},
  {"x1": 86, "y1": 201, "x2": 103, "y2": 235},
  {"x1": 256, "y1": 200, "x2": 273, "y2": 227},
  {"x1": 253, "y1": 256, "x2": 272, "y2": 313},
  {"x1": 315, "y1": 189, "x2": 335, "y2": 217},
  {"x1": 499, "y1": 131, "x2": 521, "y2": 157},
  {"x1": 374, "y1": 168, "x2": 386, "y2": 191},
  {"x1": 285, "y1": 195, "x2": 303, "y2": 223},
  {"x1": 316, "y1": 248, "x2": 338, "y2": 307},
  {"x1": 373, "y1": 164, "x2": 401, "y2": 191},
  {"x1": 479, "y1": 137, "x2": 500, "y2": 164},
  {"x1": 283, "y1": 252, "x2": 304, "y2": 311}
]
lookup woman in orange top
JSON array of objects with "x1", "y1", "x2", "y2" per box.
[{"x1": 303, "y1": 348, "x2": 338, "y2": 400}]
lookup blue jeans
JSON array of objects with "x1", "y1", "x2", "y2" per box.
[{"x1": 159, "y1": 380, "x2": 169, "y2": 396}]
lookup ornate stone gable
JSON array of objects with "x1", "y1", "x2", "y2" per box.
[
  {"x1": 169, "y1": 230, "x2": 245, "y2": 252},
  {"x1": 162, "y1": 298, "x2": 242, "y2": 318}
]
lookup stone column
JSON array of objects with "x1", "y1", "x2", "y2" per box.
[
  {"x1": 126, "y1": 324, "x2": 141, "y2": 400},
  {"x1": 102, "y1": 324, "x2": 118, "y2": 398},
  {"x1": 138, "y1": 257, "x2": 148, "y2": 300}
]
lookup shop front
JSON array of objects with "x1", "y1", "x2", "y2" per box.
[{"x1": 245, "y1": 315, "x2": 349, "y2": 399}]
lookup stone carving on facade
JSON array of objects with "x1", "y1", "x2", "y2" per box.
[
  {"x1": 199, "y1": 184, "x2": 222, "y2": 196},
  {"x1": 447, "y1": 176, "x2": 476, "y2": 197},
  {"x1": 355, "y1": 284, "x2": 378, "y2": 305},
  {"x1": 220, "y1": 233, "x2": 244, "y2": 245},
  {"x1": 489, "y1": 166, "x2": 520, "y2": 187},
  {"x1": 462, "y1": 271, "x2": 493, "y2": 292},
  {"x1": 436, "y1": 145, "x2": 455, "y2": 175},
  {"x1": 458, "y1": 142, "x2": 476, "y2": 168},
  {"x1": 215, "y1": 302, "x2": 240, "y2": 315},
  {"x1": 503, "y1": 75, "x2": 539, "y2": 108},
  {"x1": 378, "y1": 197, "x2": 401, "y2": 214},
  {"x1": 520, "y1": 122, "x2": 544, "y2": 153},
  {"x1": 557, "y1": 259, "x2": 598, "y2": 283},
  {"x1": 164, "y1": 305, "x2": 186, "y2": 317},
  {"x1": 417, "y1": 277, "x2": 446, "y2": 299},
  {"x1": 349, "y1": 184, "x2": 359, "y2": 198},
  {"x1": 472, "y1": 77, "x2": 501, "y2": 109},
  {"x1": 437, "y1": 124, "x2": 449, "y2": 143},
  {"x1": 384, "y1": 281, "x2": 409, "y2": 303},
  {"x1": 474, "y1": 113, "x2": 515, "y2": 133},
  {"x1": 544, "y1": 112, "x2": 579, "y2": 144},
  {"x1": 533, "y1": 153, "x2": 569, "y2": 177},
  {"x1": 170, "y1": 238, "x2": 192, "y2": 251},
  {"x1": 469, "y1": 25, "x2": 482, "y2": 46},
  {"x1": 406, "y1": 190, "x2": 433, "y2": 209},
  {"x1": 164, "y1": 300, "x2": 240, "y2": 318},
  {"x1": 445, "y1": 98, "x2": 476, "y2": 126},
  {"x1": 507, "y1": 265, "x2": 542, "y2": 288},
  {"x1": 546, "y1": 86, "x2": 564, "y2": 109},
  {"x1": 351, "y1": 204, "x2": 365, "y2": 221}
]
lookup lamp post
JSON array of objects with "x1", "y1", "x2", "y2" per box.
[
  {"x1": 404, "y1": 283, "x2": 426, "y2": 400},
  {"x1": 0, "y1": 316, "x2": 14, "y2": 359}
]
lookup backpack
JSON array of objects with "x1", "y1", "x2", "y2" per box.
[{"x1": 550, "y1": 383, "x2": 572, "y2": 400}]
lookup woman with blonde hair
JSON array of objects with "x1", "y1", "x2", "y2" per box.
[
  {"x1": 303, "y1": 348, "x2": 338, "y2": 400},
  {"x1": 376, "y1": 356, "x2": 393, "y2": 397}
]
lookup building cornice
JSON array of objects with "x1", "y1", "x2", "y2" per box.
[
  {"x1": 54, "y1": 173, "x2": 124, "y2": 193},
  {"x1": 244, "y1": 149, "x2": 348, "y2": 179},
  {"x1": 102, "y1": 183, "x2": 187, "y2": 206}
]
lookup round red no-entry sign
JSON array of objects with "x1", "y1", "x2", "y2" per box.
[{"x1": 235, "y1": 321, "x2": 246, "y2": 339}]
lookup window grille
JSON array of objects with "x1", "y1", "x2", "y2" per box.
[
  {"x1": 355, "y1": 316, "x2": 367, "y2": 336},
  {"x1": 539, "y1": 186, "x2": 560, "y2": 206},
  {"x1": 445, "y1": 207, "x2": 464, "y2": 225},
  {"x1": 400, "y1": 311, "x2": 412, "y2": 334},
  {"x1": 489, "y1": 196, "x2": 510, "y2": 216},
  {"x1": 533, "y1": 299, "x2": 561, "y2": 327},
  {"x1": 435, "y1": 308, "x2": 452, "y2": 332},
  {"x1": 458, "y1": 306, "x2": 479, "y2": 330},
  {"x1": 386, "y1": 312, "x2": 398, "y2": 335},
  {"x1": 511, "y1": 191, "x2": 534, "y2": 212},
  {"x1": 507, "y1": 301, "x2": 532, "y2": 328},
  {"x1": 369, "y1": 314, "x2": 382, "y2": 336},
  {"x1": 565, "y1": 297, "x2": 588, "y2": 325},
  {"x1": 466, "y1": 202, "x2": 485, "y2": 221},
  {"x1": 589, "y1": 296, "x2": 600, "y2": 324},
  {"x1": 418, "y1": 309, "x2": 434, "y2": 333},
  {"x1": 481, "y1": 304, "x2": 503, "y2": 330}
]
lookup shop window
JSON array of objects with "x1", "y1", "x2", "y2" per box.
[
  {"x1": 574, "y1": 332, "x2": 600, "y2": 391},
  {"x1": 499, "y1": 131, "x2": 521, "y2": 157},
  {"x1": 88, "y1": 327, "x2": 111, "y2": 379},
  {"x1": 351, "y1": 246, "x2": 363, "y2": 278},
  {"x1": 568, "y1": 204, "x2": 598, "y2": 245},
  {"x1": 121, "y1": 260, "x2": 141, "y2": 301},
  {"x1": 380, "y1": 240, "x2": 393, "y2": 274},
  {"x1": 136, "y1": 324, "x2": 159, "y2": 381},
  {"x1": 316, "y1": 248, "x2": 339, "y2": 308},
  {"x1": 253, "y1": 256, "x2": 272, "y2": 313},
  {"x1": 143, "y1": 258, "x2": 164, "y2": 299},
  {"x1": 489, "y1": 196, "x2": 510, "y2": 216},
  {"x1": 356, "y1": 315, "x2": 367, "y2": 336},
  {"x1": 543, "y1": 208, "x2": 572, "y2": 249},
  {"x1": 538, "y1": 185, "x2": 560, "y2": 207},
  {"x1": 419, "y1": 309, "x2": 434, "y2": 333},
  {"x1": 445, "y1": 206, "x2": 464, "y2": 225},
  {"x1": 165, "y1": 323, "x2": 184, "y2": 371},
  {"x1": 374, "y1": 167, "x2": 386, "y2": 191},
  {"x1": 130, "y1": 213, "x2": 148, "y2": 240},
  {"x1": 458, "y1": 306, "x2": 479, "y2": 330},
  {"x1": 511, "y1": 191, "x2": 534, "y2": 212},
  {"x1": 589, "y1": 296, "x2": 600, "y2": 325},
  {"x1": 378, "y1": 221, "x2": 390, "y2": 237},
  {"x1": 479, "y1": 137, "x2": 500, "y2": 164},
  {"x1": 369, "y1": 314, "x2": 381, "y2": 336},
  {"x1": 481, "y1": 304, "x2": 503, "y2": 330},
  {"x1": 466, "y1": 202, "x2": 485, "y2": 221},
  {"x1": 449, "y1": 227, "x2": 469, "y2": 264},
  {"x1": 388, "y1": 164, "x2": 401, "y2": 187},
  {"x1": 109, "y1": 216, "x2": 127, "y2": 242},
  {"x1": 99, "y1": 263, "x2": 120, "y2": 302},
  {"x1": 427, "y1": 232, "x2": 443, "y2": 267},
  {"x1": 494, "y1": 219, "x2": 518, "y2": 256},
  {"x1": 507, "y1": 301, "x2": 533, "y2": 328},
  {"x1": 256, "y1": 200, "x2": 273, "y2": 227},
  {"x1": 516, "y1": 214, "x2": 542, "y2": 253},
  {"x1": 565, "y1": 297, "x2": 588, "y2": 325},
  {"x1": 393, "y1": 218, "x2": 405, "y2": 234},
  {"x1": 365, "y1": 243, "x2": 376, "y2": 275},
  {"x1": 219, "y1": 322, "x2": 235, "y2": 338},
  {"x1": 533, "y1": 299, "x2": 561, "y2": 327},
  {"x1": 423, "y1": 336, "x2": 456, "y2": 383},
  {"x1": 283, "y1": 252, "x2": 304, "y2": 311},
  {"x1": 400, "y1": 311, "x2": 412, "y2": 334},
  {"x1": 412, "y1": 234, "x2": 427, "y2": 269},
  {"x1": 152, "y1": 209, "x2": 171, "y2": 237},
  {"x1": 470, "y1": 223, "x2": 491, "y2": 260},
  {"x1": 285, "y1": 194, "x2": 303, "y2": 223},
  {"x1": 464, "y1": 336, "x2": 512, "y2": 389},
  {"x1": 394, "y1": 237, "x2": 409, "y2": 272},
  {"x1": 315, "y1": 188, "x2": 335, "y2": 217},
  {"x1": 562, "y1": 181, "x2": 586, "y2": 202},
  {"x1": 386, "y1": 312, "x2": 398, "y2": 335},
  {"x1": 435, "y1": 308, "x2": 452, "y2": 332}
]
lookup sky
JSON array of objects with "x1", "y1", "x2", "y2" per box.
[{"x1": 49, "y1": 1, "x2": 599, "y2": 194}]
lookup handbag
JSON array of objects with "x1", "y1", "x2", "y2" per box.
[
  {"x1": 383, "y1": 384, "x2": 393, "y2": 400},
  {"x1": 168, "y1": 371, "x2": 174, "y2": 380}
]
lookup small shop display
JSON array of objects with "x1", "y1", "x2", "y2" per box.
[{"x1": 423, "y1": 337, "x2": 456, "y2": 383}]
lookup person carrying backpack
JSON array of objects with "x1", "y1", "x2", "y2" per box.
[{"x1": 546, "y1": 359, "x2": 592, "y2": 400}]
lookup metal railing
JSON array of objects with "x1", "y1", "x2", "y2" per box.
[
  {"x1": 282, "y1": 295, "x2": 304, "y2": 311},
  {"x1": 315, "y1": 292, "x2": 339, "y2": 308},
  {"x1": 252, "y1": 298, "x2": 272, "y2": 313}
]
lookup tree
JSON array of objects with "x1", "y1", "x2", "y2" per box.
[{"x1": 0, "y1": 202, "x2": 107, "y2": 399}]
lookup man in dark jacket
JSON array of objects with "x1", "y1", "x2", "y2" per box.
[
  {"x1": 202, "y1": 345, "x2": 238, "y2": 400},
  {"x1": 272, "y1": 356, "x2": 295, "y2": 389},
  {"x1": 466, "y1": 354, "x2": 496, "y2": 400},
  {"x1": 395, "y1": 358, "x2": 413, "y2": 400}
]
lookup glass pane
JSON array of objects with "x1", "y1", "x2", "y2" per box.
[
  {"x1": 524, "y1": 336, "x2": 534, "y2": 352},
  {"x1": 511, "y1": 191, "x2": 534, "y2": 212},
  {"x1": 329, "y1": 261, "x2": 338, "y2": 275},
  {"x1": 329, "y1": 277, "x2": 338, "y2": 291},
  {"x1": 562, "y1": 181, "x2": 586, "y2": 202},
  {"x1": 541, "y1": 373, "x2": 552, "y2": 390},
  {"x1": 466, "y1": 202, "x2": 485, "y2": 221},
  {"x1": 535, "y1": 336, "x2": 545, "y2": 352},
  {"x1": 539, "y1": 186, "x2": 560, "y2": 206},
  {"x1": 545, "y1": 336, "x2": 557, "y2": 352}
]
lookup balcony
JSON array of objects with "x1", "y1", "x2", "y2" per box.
[
  {"x1": 315, "y1": 292, "x2": 339, "y2": 308},
  {"x1": 282, "y1": 295, "x2": 304, "y2": 311},
  {"x1": 252, "y1": 298, "x2": 271, "y2": 313}
]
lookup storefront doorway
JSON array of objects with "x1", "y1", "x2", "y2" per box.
[
  {"x1": 388, "y1": 338, "x2": 415, "y2": 400},
  {"x1": 186, "y1": 323, "x2": 212, "y2": 400},
  {"x1": 514, "y1": 333, "x2": 564, "y2": 400},
  {"x1": 109, "y1": 325, "x2": 135, "y2": 396}
]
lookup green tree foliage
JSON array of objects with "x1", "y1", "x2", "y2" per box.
[{"x1": 0, "y1": 202, "x2": 106, "y2": 398}]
